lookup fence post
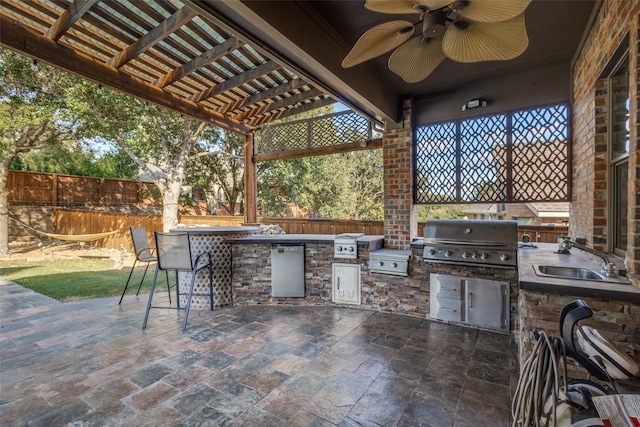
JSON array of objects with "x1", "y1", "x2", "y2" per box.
[
  {"x1": 51, "y1": 173, "x2": 58, "y2": 206},
  {"x1": 99, "y1": 178, "x2": 105, "y2": 205}
]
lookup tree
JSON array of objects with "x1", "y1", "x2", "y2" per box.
[
  {"x1": 0, "y1": 49, "x2": 79, "y2": 255},
  {"x1": 185, "y1": 130, "x2": 244, "y2": 215},
  {"x1": 257, "y1": 149, "x2": 383, "y2": 220},
  {"x1": 69, "y1": 82, "x2": 221, "y2": 231}
]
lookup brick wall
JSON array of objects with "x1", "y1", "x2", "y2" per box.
[
  {"x1": 571, "y1": 0, "x2": 640, "y2": 286},
  {"x1": 519, "y1": 290, "x2": 640, "y2": 391},
  {"x1": 383, "y1": 122, "x2": 417, "y2": 249}
]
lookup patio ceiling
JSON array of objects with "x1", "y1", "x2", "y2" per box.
[{"x1": 0, "y1": 0, "x2": 598, "y2": 134}]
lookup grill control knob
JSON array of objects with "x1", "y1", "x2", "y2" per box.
[
  {"x1": 480, "y1": 253, "x2": 489, "y2": 260},
  {"x1": 462, "y1": 251, "x2": 470, "y2": 259},
  {"x1": 500, "y1": 254, "x2": 510, "y2": 261},
  {"x1": 428, "y1": 249, "x2": 436, "y2": 256},
  {"x1": 347, "y1": 246, "x2": 354, "y2": 252},
  {"x1": 377, "y1": 261, "x2": 384, "y2": 267},
  {"x1": 336, "y1": 246, "x2": 343, "y2": 252},
  {"x1": 391, "y1": 262, "x2": 398, "y2": 268},
  {"x1": 471, "y1": 252, "x2": 479, "y2": 259},
  {"x1": 444, "y1": 250, "x2": 452, "y2": 257}
]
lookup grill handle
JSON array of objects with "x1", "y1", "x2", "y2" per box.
[{"x1": 425, "y1": 239, "x2": 510, "y2": 247}]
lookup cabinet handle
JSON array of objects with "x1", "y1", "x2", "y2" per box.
[
  {"x1": 441, "y1": 308, "x2": 457, "y2": 312},
  {"x1": 468, "y1": 292, "x2": 473, "y2": 308},
  {"x1": 337, "y1": 277, "x2": 340, "y2": 290}
]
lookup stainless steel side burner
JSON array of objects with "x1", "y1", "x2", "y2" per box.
[
  {"x1": 334, "y1": 233, "x2": 364, "y2": 259},
  {"x1": 369, "y1": 249, "x2": 411, "y2": 276}
]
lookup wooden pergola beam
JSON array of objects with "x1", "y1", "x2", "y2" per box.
[
  {"x1": 245, "y1": 93, "x2": 333, "y2": 127},
  {"x1": 254, "y1": 138, "x2": 383, "y2": 162},
  {"x1": 191, "y1": 60, "x2": 280, "y2": 103},
  {"x1": 108, "y1": 6, "x2": 197, "y2": 69},
  {"x1": 156, "y1": 37, "x2": 243, "y2": 88},
  {"x1": 222, "y1": 78, "x2": 308, "y2": 114},
  {"x1": 44, "y1": 0, "x2": 99, "y2": 42},
  {"x1": 0, "y1": 16, "x2": 251, "y2": 135}
]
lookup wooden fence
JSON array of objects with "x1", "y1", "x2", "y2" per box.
[
  {"x1": 49, "y1": 210, "x2": 569, "y2": 252},
  {"x1": 8, "y1": 170, "x2": 161, "y2": 207}
]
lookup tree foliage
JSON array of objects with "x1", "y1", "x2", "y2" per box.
[
  {"x1": 67, "y1": 81, "x2": 222, "y2": 230},
  {"x1": 258, "y1": 149, "x2": 383, "y2": 220},
  {"x1": 0, "y1": 48, "x2": 81, "y2": 254},
  {"x1": 184, "y1": 130, "x2": 244, "y2": 215}
]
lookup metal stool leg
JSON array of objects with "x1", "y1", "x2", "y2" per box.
[
  {"x1": 142, "y1": 265, "x2": 160, "y2": 329},
  {"x1": 119, "y1": 259, "x2": 138, "y2": 305},
  {"x1": 182, "y1": 272, "x2": 198, "y2": 330},
  {"x1": 175, "y1": 271, "x2": 181, "y2": 309},
  {"x1": 135, "y1": 262, "x2": 151, "y2": 296},
  {"x1": 209, "y1": 263, "x2": 214, "y2": 311},
  {"x1": 165, "y1": 270, "x2": 172, "y2": 304}
]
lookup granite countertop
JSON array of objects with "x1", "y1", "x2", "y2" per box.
[
  {"x1": 518, "y1": 242, "x2": 640, "y2": 302},
  {"x1": 225, "y1": 234, "x2": 385, "y2": 246},
  {"x1": 170, "y1": 226, "x2": 261, "y2": 235}
]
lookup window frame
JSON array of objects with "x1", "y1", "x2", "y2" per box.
[{"x1": 607, "y1": 52, "x2": 630, "y2": 257}]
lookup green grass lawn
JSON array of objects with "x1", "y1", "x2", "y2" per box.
[{"x1": 0, "y1": 257, "x2": 158, "y2": 302}]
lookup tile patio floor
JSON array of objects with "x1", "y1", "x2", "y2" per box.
[{"x1": 0, "y1": 279, "x2": 518, "y2": 426}]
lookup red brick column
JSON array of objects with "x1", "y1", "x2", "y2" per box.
[{"x1": 383, "y1": 119, "x2": 417, "y2": 249}]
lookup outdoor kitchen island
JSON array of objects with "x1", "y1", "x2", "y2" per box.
[{"x1": 226, "y1": 232, "x2": 520, "y2": 333}]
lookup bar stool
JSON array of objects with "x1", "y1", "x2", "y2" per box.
[
  {"x1": 142, "y1": 232, "x2": 213, "y2": 331},
  {"x1": 119, "y1": 227, "x2": 170, "y2": 305}
]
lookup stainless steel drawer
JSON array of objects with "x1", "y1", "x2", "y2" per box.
[
  {"x1": 432, "y1": 297, "x2": 463, "y2": 322},
  {"x1": 430, "y1": 274, "x2": 463, "y2": 299}
]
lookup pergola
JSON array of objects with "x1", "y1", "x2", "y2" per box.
[{"x1": 0, "y1": 0, "x2": 598, "y2": 224}]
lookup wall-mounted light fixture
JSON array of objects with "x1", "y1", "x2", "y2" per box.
[{"x1": 462, "y1": 98, "x2": 487, "y2": 111}]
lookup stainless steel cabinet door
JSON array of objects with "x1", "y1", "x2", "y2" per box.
[{"x1": 465, "y1": 278, "x2": 509, "y2": 331}]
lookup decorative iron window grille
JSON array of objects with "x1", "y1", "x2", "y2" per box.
[
  {"x1": 257, "y1": 111, "x2": 381, "y2": 155},
  {"x1": 415, "y1": 103, "x2": 570, "y2": 204}
]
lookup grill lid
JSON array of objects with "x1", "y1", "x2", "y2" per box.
[
  {"x1": 424, "y1": 220, "x2": 518, "y2": 249},
  {"x1": 423, "y1": 220, "x2": 518, "y2": 267}
]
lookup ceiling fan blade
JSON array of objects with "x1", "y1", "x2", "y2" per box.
[
  {"x1": 365, "y1": 0, "x2": 453, "y2": 14},
  {"x1": 342, "y1": 21, "x2": 415, "y2": 68},
  {"x1": 365, "y1": 0, "x2": 420, "y2": 14},
  {"x1": 442, "y1": 13, "x2": 529, "y2": 63},
  {"x1": 422, "y1": 0, "x2": 456, "y2": 11},
  {"x1": 452, "y1": 0, "x2": 532, "y2": 23},
  {"x1": 388, "y1": 36, "x2": 446, "y2": 83}
]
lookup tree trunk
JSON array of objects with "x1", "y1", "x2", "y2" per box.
[
  {"x1": 162, "y1": 182, "x2": 182, "y2": 232},
  {"x1": 0, "y1": 166, "x2": 9, "y2": 256}
]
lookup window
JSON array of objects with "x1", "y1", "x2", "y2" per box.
[{"x1": 609, "y1": 55, "x2": 629, "y2": 255}]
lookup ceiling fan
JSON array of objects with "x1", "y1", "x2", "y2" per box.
[{"x1": 342, "y1": 0, "x2": 532, "y2": 83}]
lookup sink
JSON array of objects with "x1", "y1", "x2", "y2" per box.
[{"x1": 533, "y1": 265, "x2": 605, "y2": 281}]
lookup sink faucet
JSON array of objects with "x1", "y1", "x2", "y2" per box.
[{"x1": 559, "y1": 239, "x2": 618, "y2": 278}]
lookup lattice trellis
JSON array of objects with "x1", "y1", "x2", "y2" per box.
[
  {"x1": 415, "y1": 122, "x2": 457, "y2": 203},
  {"x1": 415, "y1": 103, "x2": 570, "y2": 204},
  {"x1": 511, "y1": 105, "x2": 569, "y2": 200},
  {"x1": 258, "y1": 111, "x2": 378, "y2": 154},
  {"x1": 460, "y1": 114, "x2": 508, "y2": 202}
]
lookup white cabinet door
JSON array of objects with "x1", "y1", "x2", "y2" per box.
[
  {"x1": 465, "y1": 278, "x2": 509, "y2": 331},
  {"x1": 332, "y1": 263, "x2": 361, "y2": 305}
]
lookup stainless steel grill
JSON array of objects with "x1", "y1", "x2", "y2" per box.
[{"x1": 423, "y1": 220, "x2": 518, "y2": 268}]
